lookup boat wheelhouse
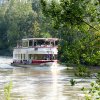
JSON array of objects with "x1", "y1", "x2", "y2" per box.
[{"x1": 12, "y1": 38, "x2": 59, "y2": 66}]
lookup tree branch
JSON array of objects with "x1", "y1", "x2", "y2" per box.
[{"x1": 81, "y1": 20, "x2": 99, "y2": 32}]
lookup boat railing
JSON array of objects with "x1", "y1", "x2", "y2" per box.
[{"x1": 14, "y1": 45, "x2": 58, "y2": 49}]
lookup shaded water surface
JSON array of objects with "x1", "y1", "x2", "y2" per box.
[{"x1": 0, "y1": 57, "x2": 94, "y2": 100}]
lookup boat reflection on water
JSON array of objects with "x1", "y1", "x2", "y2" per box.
[
  {"x1": 51, "y1": 64, "x2": 59, "y2": 100},
  {"x1": 11, "y1": 64, "x2": 68, "y2": 100}
]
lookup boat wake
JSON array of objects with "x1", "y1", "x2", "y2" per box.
[
  {"x1": 0, "y1": 64, "x2": 13, "y2": 69},
  {"x1": 0, "y1": 57, "x2": 13, "y2": 69}
]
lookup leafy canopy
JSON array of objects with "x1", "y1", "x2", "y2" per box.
[{"x1": 41, "y1": 0, "x2": 100, "y2": 31}]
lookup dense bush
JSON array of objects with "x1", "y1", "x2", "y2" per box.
[
  {"x1": 58, "y1": 32, "x2": 100, "y2": 66},
  {"x1": 74, "y1": 65, "x2": 91, "y2": 77},
  {"x1": 96, "y1": 72, "x2": 100, "y2": 85},
  {"x1": 41, "y1": 0, "x2": 100, "y2": 66},
  {"x1": 4, "y1": 81, "x2": 12, "y2": 100},
  {"x1": 82, "y1": 82, "x2": 100, "y2": 100}
]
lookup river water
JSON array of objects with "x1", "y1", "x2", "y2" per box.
[{"x1": 0, "y1": 57, "x2": 95, "y2": 100}]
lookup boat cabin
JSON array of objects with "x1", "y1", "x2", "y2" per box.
[
  {"x1": 17, "y1": 38, "x2": 59, "y2": 48},
  {"x1": 13, "y1": 38, "x2": 59, "y2": 65}
]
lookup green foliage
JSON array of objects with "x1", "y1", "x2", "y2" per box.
[
  {"x1": 82, "y1": 82, "x2": 100, "y2": 100},
  {"x1": 58, "y1": 27, "x2": 100, "y2": 66},
  {"x1": 40, "y1": 32, "x2": 52, "y2": 38},
  {"x1": 41, "y1": 0, "x2": 99, "y2": 29},
  {"x1": 70, "y1": 79, "x2": 76, "y2": 86},
  {"x1": 81, "y1": 71, "x2": 100, "y2": 99},
  {"x1": 4, "y1": 81, "x2": 12, "y2": 100},
  {"x1": 0, "y1": 0, "x2": 99, "y2": 68},
  {"x1": 0, "y1": 0, "x2": 53, "y2": 55},
  {"x1": 2, "y1": 81, "x2": 22, "y2": 100},
  {"x1": 0, "y1": 0, "x2": 36, "y2": 54},
  {"x1": 96, "y1": 72, "x2": 100, "y2": 85},
  {"x1": 41, "y1": 0, "x2": 100, "y2": 66},
  {"x1": 74, "y1": 65, "x2": 91, "y2": 77}
]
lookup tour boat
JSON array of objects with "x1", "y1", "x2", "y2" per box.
[{"x1": 11, "y1": 38, "x2": 59, "y2": 67}]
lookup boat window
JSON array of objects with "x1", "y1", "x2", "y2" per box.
[
  {"x1": 55, "y1": 40, "x2": 59, "y2": 46},
  {"x1": 37, "y1": 40, "x2": 45, "y2": 46},
  {"x1": 29, "y1": 54, "x2": 32, "y2": 59},
  {"x1": 51, "y1": 42, "x2": 54, "y2": 46},
  {"x1": 34, "y1": 54, "x2": 46, "y2": 60},
  {"x1": 34, "y1": 41, "x2": 37, "y2": 46},
  {"x1": 22, "y1": 41, "x2": 28, "y2": 47},
  {"x1": 29, "y1": 40, "x2": 33, "y2": 47},
  {"x1": 23, "y1": 54, "x2": 25, "y2": 60},
  {"x1": 45, "y1": 41, "x2": 50, "y2": 45},
  {"x1": 21, "y1": 54, "x2": 22, "y2": 60}
]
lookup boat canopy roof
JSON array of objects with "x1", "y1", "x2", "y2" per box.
[{"x1": 22, "y1": 38, "x2": 59, "y2": 41}]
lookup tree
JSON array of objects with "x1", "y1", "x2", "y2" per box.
[
  {"x1": 41, "y1": 0, "x2": 100, "y2": 65},
  {"x1": 41, "y1": 0, "x2": 100, "y2": 30},
  {"x1": 0, "y1": 0, "x2": 40, "y2": 55}
]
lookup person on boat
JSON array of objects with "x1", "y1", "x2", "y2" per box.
[
  {"x1": 23, "y1": 60, "x2": 27, "y2": 64},
  {"x1": 47, "y1": 54, "x2": 51, "y2": 60},
  {"x1": 29, "y1": 58, "x2": 32, "y2": 64}
]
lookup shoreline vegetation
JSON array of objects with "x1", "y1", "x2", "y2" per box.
[
  {"x1": 0, "y1": 0, "x2": 100, "y2": 100},
  {"x1": 0, "y1": 0, "x2": 100, "y2": 67}
]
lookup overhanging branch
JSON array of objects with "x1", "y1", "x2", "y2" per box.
[{"x1": 82, "y1": 20, "x2": 99, "y2": 32}]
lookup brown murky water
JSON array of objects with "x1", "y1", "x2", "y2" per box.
[{"x1": 0, "y1": 57, "x2": 95, "y2": 100}]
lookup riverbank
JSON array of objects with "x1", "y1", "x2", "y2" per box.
[
  {"x1": 64, "y1": 64, "x2": 100, "y2": 77},
  {"x1": 62, "y1": 62, "x2": 100, "y2": 71}
]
